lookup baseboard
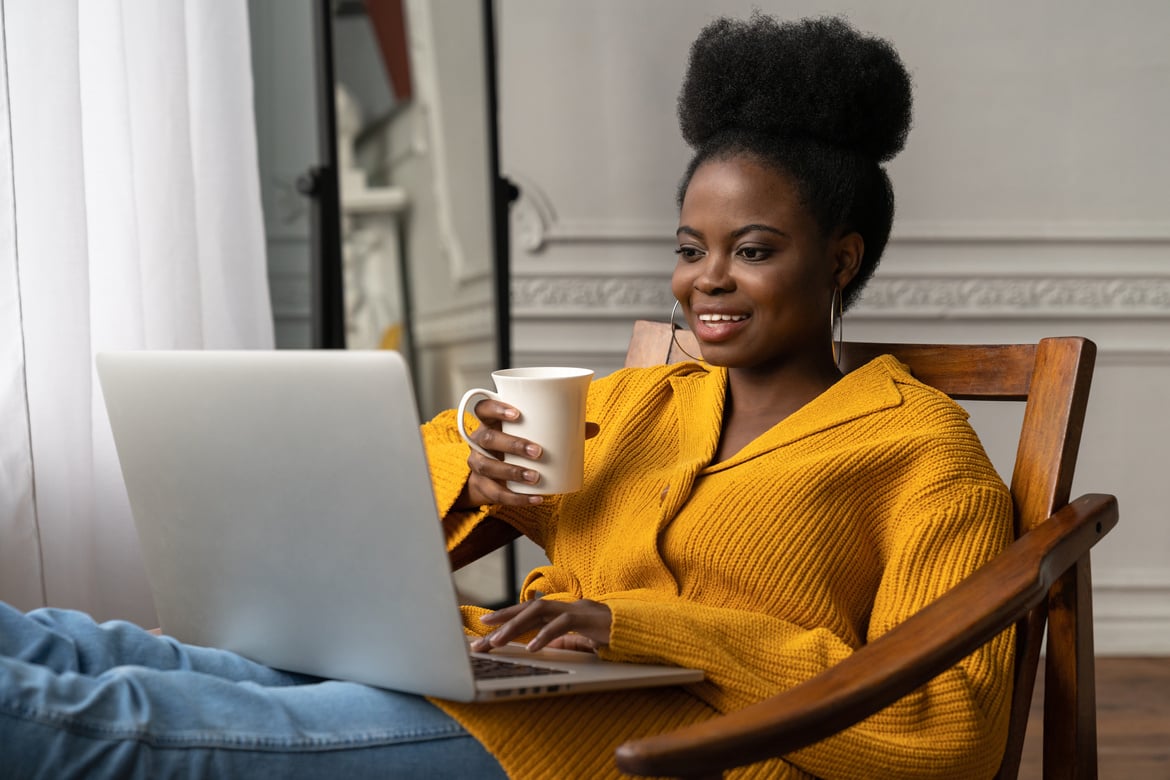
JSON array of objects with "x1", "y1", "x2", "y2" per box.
[{"x1": 1093, "y1": 574, "x2": 1170, "y2": 656}]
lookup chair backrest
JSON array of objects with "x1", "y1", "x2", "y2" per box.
[{"x1": 625, "y1": 320, "x2": 1097, "y2": 779}]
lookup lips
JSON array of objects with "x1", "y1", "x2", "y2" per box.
[{"x1": 692, "y1": 309, "x2": 751, "y2": 342}]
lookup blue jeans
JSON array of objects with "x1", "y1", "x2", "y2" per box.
[{"x1": 0, "y1": 602, "x2": 507, "y2": 779}]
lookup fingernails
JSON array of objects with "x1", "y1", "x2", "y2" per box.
[
  {"x1": 522, "y1": 470, "x2": 539, "y2": 483},
  {"x1": 528, "y1": 495, "x2": 544, "y2": 505},
  {"x1": 503, "y1": 408, "x2": 519, "y2": 419},
  {"x1": 524, "y1": 444, "x2": 541, "y2": 458}
]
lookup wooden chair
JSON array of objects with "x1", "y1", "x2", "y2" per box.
[{"x1": 447, "y1": 321, "x2": 1118, "y2": 779}]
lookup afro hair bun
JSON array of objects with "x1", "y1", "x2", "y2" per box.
[{"x1": 678, "y1": 14, "x2": 913, "y2": 163}]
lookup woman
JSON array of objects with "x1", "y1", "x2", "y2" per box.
[{"x1": 0, "y1": 15, "x2": 1014, "y2": 779}]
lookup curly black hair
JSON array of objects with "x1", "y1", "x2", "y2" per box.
[{"x1": 676, "y1": 14, "x2": 913, "y2": 309}]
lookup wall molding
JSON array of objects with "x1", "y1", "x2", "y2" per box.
[
  {"x1": 511, "y1": 274, "x2": 1170, "y2": 320},
  {"x1": 857, "y1": 276, "x2": 1170, "y2": 317},
  {"x1": 1093, "y1": 575, "x2": 1170, "y2": 656},
  {"x1": 510, "y1": 173, "x2": 558, "y2": 253},
  {"x1": 411, "y1": 306, "x2": 495, "y2": 348},
  {"x1": 511, "y1": 276, "x2": 674, "y2": 317}
]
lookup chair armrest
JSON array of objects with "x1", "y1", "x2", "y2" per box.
[
  {"x1": 615, "y1": 493, "x2": 1119, "y2": 777},
  {"x1": 447, "y1": 515, "x2": 521, "y2": 571}
]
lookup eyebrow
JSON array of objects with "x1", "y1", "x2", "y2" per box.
[{"x1": 675, "y1": 223, "x2": 789, "y2": 240}]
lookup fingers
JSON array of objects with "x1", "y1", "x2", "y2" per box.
[
  {"x1": 468, "y1": 449, "x2": 539, "y2": 487},
  {"x1": 544, "y1": 634, "x2": 600, "y2": 653},
  {"x1": 471, "y1": 599, "x2": 612, "y2": 653},
  {"x1": 466, "y1": 451, "x2": 544, "y2": 507},
  {"x1": 465, "y1": 400, "x2": 546, "y2": 506},
  {"x1": 471, "y1": 398, "x2": 520, "y2": 426},
  {"x1": 469, "y1": 400, "x2": 542, "y2": 457},
  {"x1": 471, "y1": 425, "x2": 542, "y2": 461},
  {"x1": 463, "y1": 403, "x2": 603, "y2": 508}
]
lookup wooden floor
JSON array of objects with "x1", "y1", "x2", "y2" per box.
[{"x1": 1018, "y1": 657, "x2": 1170, "y2": 778}]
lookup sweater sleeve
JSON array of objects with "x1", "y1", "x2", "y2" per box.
[
  {"x1": 420, "y1": 402, "x2": 579, "y2": 551},
  {"x1": 597, "y1": 482, "x2": 1015, "y2": 780}
]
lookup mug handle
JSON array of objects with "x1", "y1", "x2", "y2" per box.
[{"x1": 456, "y1": 388, "x2": 501, "y2": 459}]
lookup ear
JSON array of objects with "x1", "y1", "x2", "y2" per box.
[{"x1": 830, "y1": 231, "x2": 864, "y2": 289}]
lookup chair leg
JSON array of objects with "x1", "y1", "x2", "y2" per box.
[
  {"x1": 997, "y1": 609, "x2": 1047, "y2": 780},
  {"x1": 1043, "y1": 556, "x2": 1098, "y2": 779}
]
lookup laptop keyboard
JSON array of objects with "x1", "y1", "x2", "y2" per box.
[{"x1": 471, "y1": 655, "x2": 571, "y2": 680}]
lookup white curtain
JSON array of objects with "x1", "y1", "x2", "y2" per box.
[{"x1": 0, "y1": 0, "x2": 273, "y2": 624}]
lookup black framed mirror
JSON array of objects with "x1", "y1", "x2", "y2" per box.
[{"x1": 250, "y1": 0, "x2": 516, "y2": 604}]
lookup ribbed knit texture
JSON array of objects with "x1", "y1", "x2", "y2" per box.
[{"x1": 421, "y1": 356, "x2": 1015, "y2": 779}]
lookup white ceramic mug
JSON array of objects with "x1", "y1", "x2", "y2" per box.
[{"x1": 456, "y1": 367, "x2": 594, "y2": 495}]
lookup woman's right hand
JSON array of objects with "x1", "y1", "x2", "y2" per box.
[{"x1": 459, "y1": 399, "x2": 547, "y2": 508}]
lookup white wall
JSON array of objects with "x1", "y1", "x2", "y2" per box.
[{"x1": 497, "y1": 0, "x2": 1170, "y2": 654}]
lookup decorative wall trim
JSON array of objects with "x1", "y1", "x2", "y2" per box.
[
  {"x1": 511, "y1": 276, "x2": 674, "y2": 316},
  {"x1": 511, "y1": 274, "x2": 1170, "y2": 319},
  {"x1": 412, "y1": 306, "x2": 495, "y2": 347},
  {"x1": 856, "y1": 276, "x2": 1170, "y2": 317},
  {"x1": 1093, "y1": 575, "x2": 1170, "y2": 656},
  {"x1": 510, "y1": 175, "x2": 557, "y2": 253},
  {"x1": 1093, "y1": 617, "x2": 1170, "y2": 656}
]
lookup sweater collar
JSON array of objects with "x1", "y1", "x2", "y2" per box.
[{"x1": 669, "y1": 355, "x2": 908, "y2": 471}]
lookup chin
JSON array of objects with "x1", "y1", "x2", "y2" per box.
[{"x1": 691, "y1": 345, "x2": 746, "y2": 368}]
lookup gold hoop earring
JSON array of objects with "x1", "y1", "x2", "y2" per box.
[
  {"x1": 830, "y1": 288, "x2": 844, "y2": 369},
  {"x1": 670, "y1": 300, "x2": 701, "y2": 361}
]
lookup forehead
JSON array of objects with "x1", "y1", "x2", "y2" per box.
[{"x1": 680, "y1": 156, "x2": 810, "y2": 229}]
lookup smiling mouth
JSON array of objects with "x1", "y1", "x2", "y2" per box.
[{"x1": 697, "y1": 313, "x2": 749, "y2": 323}]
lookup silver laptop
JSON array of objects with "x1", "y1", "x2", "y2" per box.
[{"x1": 96, "y1": 350, "x2": 702, "y2": 702}]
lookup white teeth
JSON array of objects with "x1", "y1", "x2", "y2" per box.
[{"x1": 698, "y1": 313, "x2": 748, "y2": 322}]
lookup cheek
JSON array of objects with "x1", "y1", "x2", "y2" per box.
[
  {"x1": 670, "y1": 264, "x2": 691, "y2": 301},
  {"x1": 748, "y1": 272, "x2": 820, "y2": 322}
]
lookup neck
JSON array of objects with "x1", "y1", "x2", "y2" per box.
[
  {"x1": 725, "y1": 358, "x2": 843, "y2": 420},
  {"x1": 712, "y1": 358, "x2": 843, "y2": 464}
]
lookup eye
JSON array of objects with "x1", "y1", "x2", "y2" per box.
[
  {"x1": 674, "y1": 246, "x2": 704, "y2": 262},
  {"x1": 737, "y1": 245, "x2": 772, "y2": 261}
]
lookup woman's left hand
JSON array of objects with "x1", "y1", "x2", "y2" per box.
[{"x1": 471, "y1": 599, "x2": 612, "y2": 654}]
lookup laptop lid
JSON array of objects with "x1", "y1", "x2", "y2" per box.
[
  {"x1": 98, "y1": 350, "x2": 481, "y2": 701},
  {"x1": 97, "y1": 350, "x2": 702, "y2": 702}
]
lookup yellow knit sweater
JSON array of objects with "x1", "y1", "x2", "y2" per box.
[{"x1": 420, "y1": 356, "x2": 1015, "y2": 780}]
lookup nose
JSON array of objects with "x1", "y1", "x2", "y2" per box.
[{"x1": 694, "y1": 251, "x2": 734, "y2": 295}]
